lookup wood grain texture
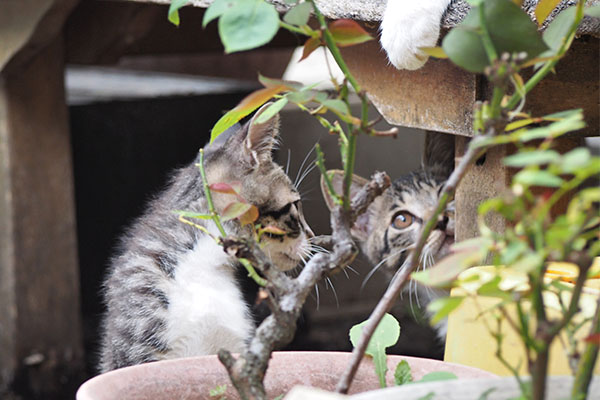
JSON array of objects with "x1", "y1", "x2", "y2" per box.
[
  {"x1": 341, "y1": 39, "x2": 476, "y2": 136},
  {"x1": 0, "y1": 38, "x2": 84, "y2": 398}
]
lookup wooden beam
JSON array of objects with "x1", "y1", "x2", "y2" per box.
[
  {"x1": 66, "y1": 1, "x2": 299, "y2": 66},
  {"x1": 342, "y1": 29, "x2": 598, "y2": 137},
  {"x1": 0, "y1": 37, "x2": 84, "y2": 398},
  {"x1": 341, "y1": 38, "x2": 476, "y2": 136},
  {"x1": 0, "y1": 0, "x2": 78, "y2": 75}
]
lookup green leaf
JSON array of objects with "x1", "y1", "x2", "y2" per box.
[
  {"x1": 221, "y1": 201, "x2": 252, "y2": 221},
  {"x1": 168, "y1": 0, "x2": 190, "y2": 26},
  {"x1": 477, "y1": 276, "x2": 511, "y2": 300},
  {"x1": 485, "y1": 0, "x2": 548, "y2": 57},
  {"x1": 416, "y1": 371, "x2": 458, "y2": 383},
  {"x1": 412, "y1": 250, "x2": 481, "y2": 288},
  {"x1": 328, "y1": 19, "x2": 373, "y2": 47},
  {"x1": 585, "y1": 5, "x2": 600, "y2": 17},
  {"x1": 420, "y1": 46, "x2": 448, "y2": 58},
  {"x1": 558, "y1": 147, "x2": 591, "y2": 173},
  {"x1": 219, "y1": 0, "x2": 280, "y2": 53},
  {"x1": 210, "y1": 85, "x2": 289, "y2": 141},
  {"x1": 203, "y1": 0, "x2": 237, "y2": 27},
  {"x1": 174, "y1": 210, "x2": 212, "y2": 219},
  {"x1": 349, "y1": 313, "x2": 400, "y2": 388},
  {"x1": 511, "y1": 252, "x2": 544, "y2": 273},
  {"x1": 501, "y1": 241, "x2": 528, "y2": 265},
  {"x1": 427, "y1": 296, "x2": 464, "y2": 324},
  {"x1": 513, "y1": 170, "x2": 564, "y2": 187},
  {"x1": 442, "y1": 26, "x2": 488, "y2": 73},
  {"x1": 443, "y1": 0, "x2": 548, "y2": 72},
  {"x1": 173, "y1": 211, "x2": 212, "y2": 219},
  {"x1": 505, "y1": 118, "x2": 539, "y2": 132},
  {"x1": 503, "y1": 150, "x2": 560, "y2": 167},
  {"x1": 321, "y1": 99, "x2": 350, "y2": 115},
  {"x1": 543, "y1": 7, "x2": 577, "y2": 51},
  {"x1": 535, "y1": 0, "x2": 562, "y2": 25},
  {"x1": 254, "y1": 98, "x2": 288, "y2": 124},
  {"x1": 283, "y1": 1, "x2": 313, "y2": 26},
  {"x1": 394, "y1": 360, "x2": 413, "y2": 386}
]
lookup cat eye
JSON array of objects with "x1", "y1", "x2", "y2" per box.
[{"x1": 392, "y1": 211, "x2": 414, "y2": 229}]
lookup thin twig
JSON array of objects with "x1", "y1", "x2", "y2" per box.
[{"x1": 335, "y1": 137, "x2": 488, "y2": 394}]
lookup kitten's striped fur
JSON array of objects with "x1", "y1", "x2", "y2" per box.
[
  {"x1": 99, "y1": 105, "x2": 312, "y2": 372},
  {"x1": 321, "y1": 132, "x2": 454, "y2": 337}
]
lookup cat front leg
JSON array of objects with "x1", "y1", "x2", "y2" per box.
[{"x1": 380, "y1": 0, "x2": 452, "y2": 70}]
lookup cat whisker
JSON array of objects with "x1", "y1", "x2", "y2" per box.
[
  {"x1": 314, "y1": 282, "x2": 320, "y2": 310},
  {"x1": 361, "y1": 248, "x2": 406, "y2": 291},
  {"x1": 294, "y1": 142, "x2": 317, "y2": 189},
  {"x1": 285, "y1": 148, "x2": 291, "y2": 176},
  {"x1": 345, "y1": 265, "x2": 359, "y2": 275},
  {"x1": 340, "y1": 265, "x2": 359, "y2": 279},
  {"x1": 295, "y1": 161, "x2": 318, "y2": 191},
  {"x1": 325, "y1": 277, "x2": 340, "y2": 308}
]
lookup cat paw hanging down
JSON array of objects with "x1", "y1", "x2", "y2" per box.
[{"x1": 380, "y1": 0, "x2": 452, "y2": 70}]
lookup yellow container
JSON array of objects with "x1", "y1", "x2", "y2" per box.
[{"x1": 444, "y1": 258, "x2": 600, "y2": 376}]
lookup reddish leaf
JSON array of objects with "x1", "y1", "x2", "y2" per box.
[
  {"x1": 328, "y1": 19, "x2": 373, "y2": 47},
  {"x1": 221, "y1": 201, "x2": 252, "y2": 222},
  {"x1": 211, "y1": 85, "x2": 289, "y2": 142},
  {"x1": 300, "y1": 36, "x2": 322, "y2": 61},
  {"x1": 584, "y1": 333, "x2": 600, "y2": 344},
  {"x1": 239, "y1": 204, "x2": 259, "y2": 225},
  {"x1": 209, "y1": 182, "x2": 240, "y2": 195}
]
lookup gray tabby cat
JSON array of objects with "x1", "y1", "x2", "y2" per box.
[
  {"x1": 100, "y1": 105, "x2": 312, "y2": 372},
  {"x1": 321, "y1": 133, "x2": 455, "y2": 337}
]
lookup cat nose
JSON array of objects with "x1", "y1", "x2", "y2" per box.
[{"x1": 435, "y1": 215, "x2": 449, "y2": 231}]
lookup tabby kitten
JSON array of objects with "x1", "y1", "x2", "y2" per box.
[
  {"x1": 321, "y1": 133, "x2": 455, "y2": 336},
  {"x1": 99, "y1": 104, "x2": 312, "y2": 372}
]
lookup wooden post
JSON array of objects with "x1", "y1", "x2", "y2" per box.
[{"x1": 0, "y1": 36, "x2": 84, "y2": 397}]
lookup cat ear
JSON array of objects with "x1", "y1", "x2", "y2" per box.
[
  {"x1": 243, "y1": 102, "x2": 280, "y2": 167},
  {"x1": 423, "y1": 131, "x2": 454, "y2": 179},
  {"x1": 320, "y1": 169, "x2": 372, "y2": 241}
]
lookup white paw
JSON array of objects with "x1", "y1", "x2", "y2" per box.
[{"x1": 380, "y1": 0, "x2": 451, "y2": 70}]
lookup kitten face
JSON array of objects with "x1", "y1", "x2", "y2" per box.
[
  {"x1": 204, "y1": 106, "x2": 313, "y2": 271},
  {"x1": 362, "y1": 171, "x2": 454, "y2": 277}
]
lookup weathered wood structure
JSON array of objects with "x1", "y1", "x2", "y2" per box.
[{"x1": 0, "y1": 0, "x2": 597, "y2": 398}]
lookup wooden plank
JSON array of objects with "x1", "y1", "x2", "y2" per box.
[
  {"x1": 341, "y1": 38, "x2": 476, "y2": 136},
  {"x1": 0, "y1": 37, "x2": 84, "y2": 397},
  {"x1": 0, "y1": 0, "x2": 78, "y2": 75},
  {"x1": 342, "y1": 31, "x2": 597, "y2": 137}
]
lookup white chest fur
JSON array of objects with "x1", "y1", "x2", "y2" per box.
[{"x1": 163, "y1": 236, "x2": 254, "y2": 358}]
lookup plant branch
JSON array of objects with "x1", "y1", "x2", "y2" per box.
[
  {"x1": 199, "y1": 148, "x2": 227, "y2": 237},
  {"x1": 335, "y1": 137, "x2": 489, "y2": 394},
  {"x1": 218, "y1": 172, "x2": 390, "y2": 400},
  {"x1": 572, "y1": 296, "x2": 600, "y2": 400}
]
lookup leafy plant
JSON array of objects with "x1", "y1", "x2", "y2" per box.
[
  {"x1": 349, "y1": 313, "x2": 400, "y2": 388},
  {"x1": 167, "y1": 0, "x2": 598, "y2": 399}
]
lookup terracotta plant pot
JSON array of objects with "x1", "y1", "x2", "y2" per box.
[{"x1": 77, "y1": 351, "x2": 495, "y2": 399}]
